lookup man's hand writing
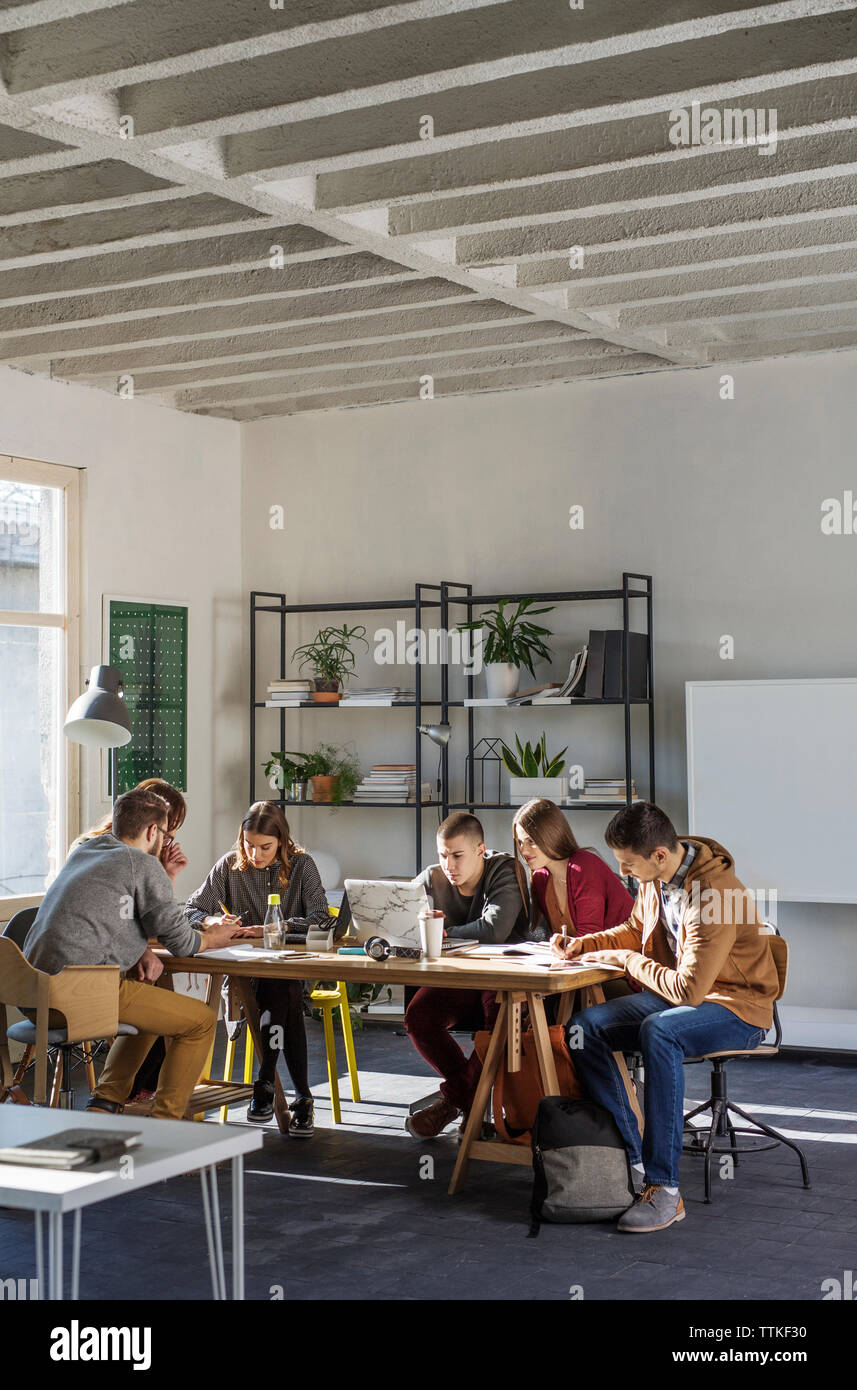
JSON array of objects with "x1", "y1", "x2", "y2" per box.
[{"x1": 549, "y1": 932, "x2": 583, "y2": 960}]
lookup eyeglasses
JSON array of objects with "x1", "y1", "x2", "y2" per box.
[{"x1": 155, "y1": 824, "x2": 173, "y2": 848}]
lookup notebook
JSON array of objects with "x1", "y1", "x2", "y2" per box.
[{"x1": 0, "y1": 1128, "x2": 141, "y2": 1170}]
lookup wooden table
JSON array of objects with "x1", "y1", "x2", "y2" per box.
[{"x1": 156, "y1": 946, "x2": 642, "y2": 1196}]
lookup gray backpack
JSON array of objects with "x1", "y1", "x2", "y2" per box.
[{"x1": 529, "y1": 1096, "x2": 635, "y2": 1235}]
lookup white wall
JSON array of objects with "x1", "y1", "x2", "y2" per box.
[
  {"x1": 241, "y1": 350, "x2": 857, "y2": 1035},
  {"x1": 0, "y1": 366, "x2": 244, "y2": 894}
]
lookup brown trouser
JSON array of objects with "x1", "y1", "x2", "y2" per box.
[
  {"x1": 25, "y1": 978, "x2": 216, "y2": 1117},
  {"x1": 92, "y1": 979, "x2": 216, "y2": 1120},
  {"x1": 25, "y1": 980, "x2": 215, "y2": 1120}
]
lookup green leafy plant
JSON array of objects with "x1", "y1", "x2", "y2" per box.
[
  {"x1": 501, "y1": 732, "x2": 568, "y2": 779},
  {"x1": 291, "y1": 623, "x2": 368, "y2": 687},
  {"x1": 306, "y1": 741, "x2": 362, "y2": 804},
  {"x1": 264, "y1": 743, "x2": 362, "y2": 804},
  {"x1": 263, "y1": 751, "x2": 311, "y2": 791},
  {"x1": 455, "y1": 598, "x2": 553, "y2": 678}
]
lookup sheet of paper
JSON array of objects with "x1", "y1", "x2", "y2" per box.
[{"x1": 201, "y1": 945, "x2": 315, "y2": 962}]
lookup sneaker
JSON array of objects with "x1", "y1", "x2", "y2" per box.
[
  {"x1": 289, "y1": 1096, "x2": 314, "y2": 1139},
  {"x1": 617, "y1": 1185, "x2": 686, "y2": 1233},
  {"x1": 405, "y1": 1096, "x2": 460, "y2": 1139},
  {"x1": 246, "y1": 1080, "x2": 274, "y2": 1124}
]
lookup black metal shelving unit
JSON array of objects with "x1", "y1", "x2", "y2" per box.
[
  {"x1": 249, "y1": 574, "x2": 654, "y2": 873},
  {"x1": 250, "y1": 585, "x2": 445, "y2": 874},
  {"x1": 438, "y1": 571, "x2": 655, "y2": 818}
]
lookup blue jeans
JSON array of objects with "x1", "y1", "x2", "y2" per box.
[{"x1": 571, "y1": 992, "x2": 767, "y2": 1187}]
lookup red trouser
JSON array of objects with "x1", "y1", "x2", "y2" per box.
[{"x1": 404, "y1": 986, "x2": 500, "y2": 1111}]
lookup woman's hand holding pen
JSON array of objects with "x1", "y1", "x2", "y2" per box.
[{"x1": 202, "y1": 903, "x2": 243, "y2": 936}]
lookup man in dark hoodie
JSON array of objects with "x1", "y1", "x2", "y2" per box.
[
  {"x1": 404, "y1": 811, "x2": 529, "y2": 1138},
  {"x1": 552, "y1": 802, "x2": 778, "y2": 1232}
]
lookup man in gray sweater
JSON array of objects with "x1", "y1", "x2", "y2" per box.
[
  {"x1": 404, "y1": 811, "x2": 530, "y2": 1138},
  {"x1": 24, "y1": 787, "x2": 239, "y2": 1120}
]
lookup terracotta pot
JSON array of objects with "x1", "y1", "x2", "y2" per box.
[
  {"x1": 311, "y1": 775, "x2": 338, "y2": 803},
  {"x1": 313, "y1": 679, "x2": 341, "y2": 704}
]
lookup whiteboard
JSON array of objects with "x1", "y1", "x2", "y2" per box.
[{"x1": 686, "y1": 679, "x2": 857, "y2": 904}]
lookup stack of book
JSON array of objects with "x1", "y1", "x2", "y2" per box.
[
  {"x1": 573, "y1": 778, "x2": 641, "y2": 804},
  {"x1": 265, "y1": 679, "x2": 313, "y2": 706},
  {"x1": 354, "y1": 764, "x2": 432, "y2": 803},
  {"x1": 339, "y1": 687, "x2": 414, "y2": 706}
]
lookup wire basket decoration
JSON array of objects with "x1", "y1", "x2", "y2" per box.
[{"x1": 464, "y1": 736, "x2": 505, "y2": 806}]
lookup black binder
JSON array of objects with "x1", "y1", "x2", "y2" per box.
[
  {"x1": 603, "y1": 631, "x2": 649, "y2": 700},
  {"x1": 584, "y1": 630, "x2": 608, "y2": 698}
]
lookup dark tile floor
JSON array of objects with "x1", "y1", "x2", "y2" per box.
[{"x1": 2, "y1": 1022, "x2": 855, "y2": 1301}]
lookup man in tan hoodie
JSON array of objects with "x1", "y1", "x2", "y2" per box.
[{"x1": 553, "y1": 801, "x2": 778, "y2": 1233}]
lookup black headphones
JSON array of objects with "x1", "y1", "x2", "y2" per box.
[{"x1": 364, "y1": 936, "x2": 421, "y2": 962}]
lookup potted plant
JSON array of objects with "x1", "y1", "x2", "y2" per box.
[
  {"x1": 264, "y1": 751, "x2": 313, "y2": 801},
  {"x1": 501, "y1": 733, "x2": 569, "y2": 805},
  {"x1": 301, "y1": 742, "x2": 362, "y2": 805},
  {"x1": 456, "y1": 598, "x2": 554, "y2": 699},
  {"x1": 292, "y1": 623, "x2": 368, "y2": 702}
]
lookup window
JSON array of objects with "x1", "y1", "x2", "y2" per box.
[{"x1": 0, "y1": 456, "x2": 80, "y2": 915}]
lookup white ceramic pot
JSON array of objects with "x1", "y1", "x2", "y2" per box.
[
  {"x1": 509, "y1": 775, "x2": 569, "y2": 806},
  {"x1": 485, "y1": 662, "x2": 520, "y2": 699}
]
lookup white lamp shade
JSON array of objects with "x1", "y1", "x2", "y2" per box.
[{"x1": 63, "y1": 712, "x2": 132, "y2": 747}]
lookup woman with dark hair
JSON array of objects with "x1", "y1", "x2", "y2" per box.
[
  {"x1": 184, "y1": 801, "x2": 330, "y2": 1136},
  {"x1": 513, "y1": 798, "x2": 634, "y2": 945}
]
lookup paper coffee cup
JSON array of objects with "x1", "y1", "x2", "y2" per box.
[{"x1": 418, "y1": 910, "x2": 444, "y2": 959}]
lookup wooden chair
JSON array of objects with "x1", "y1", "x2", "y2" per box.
[
  {"x1": 682, "y1": 930, "x2": 811, "y2": 1202},
  {"x1": 0, "y1": 909, "x2": 40, "y2": 1101},
  {"x1": 2, "y1": 909, "x2": 105, "y2": 1102},
  {"x1": 0, "y1": 937, "x2": 132, "y2": 1107}
]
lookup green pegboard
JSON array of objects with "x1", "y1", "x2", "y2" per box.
[{"x1": 107, "y1": 600, "x2": 188, "y2": 795}]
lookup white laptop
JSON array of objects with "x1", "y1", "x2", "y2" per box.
[{"x1": 344, "y1": 878, "x2": 430, "y2": 949}]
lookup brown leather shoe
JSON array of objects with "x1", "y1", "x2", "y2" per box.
[{"x1": 405, "y1": 1096, "x2": 460, "y2": 1138}]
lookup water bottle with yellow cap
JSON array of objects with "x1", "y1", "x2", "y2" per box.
[{"x1": 263, "y1": 892, "x2": 285, "y2": 949}]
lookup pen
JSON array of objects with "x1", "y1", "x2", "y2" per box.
[{"x1": 219, "y1": 903, "x2": 245, "y2": 921}]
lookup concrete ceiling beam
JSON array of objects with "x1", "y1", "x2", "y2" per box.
[
  {"x1": 0, "y1": 279, "x2": 479, "y2": 360},
  {"x1": 48, "y1": 302, "x2": 542, "y2": 376}
]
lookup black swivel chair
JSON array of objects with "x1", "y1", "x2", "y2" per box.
[{"x1": 682, "y1": 929, "x2": 811, "y2": 1202}]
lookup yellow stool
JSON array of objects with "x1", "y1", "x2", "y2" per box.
[
  {"x1": 309, "y1": 980, "x2": 361, "y2": 1123},
  {"x1": 219, "y1": 1023, "x2": 256, "y2": 1123}
]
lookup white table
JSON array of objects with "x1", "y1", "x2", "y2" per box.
[{"x1": 0, "y1": 1109, "x2": 263, "y2": 1300}]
